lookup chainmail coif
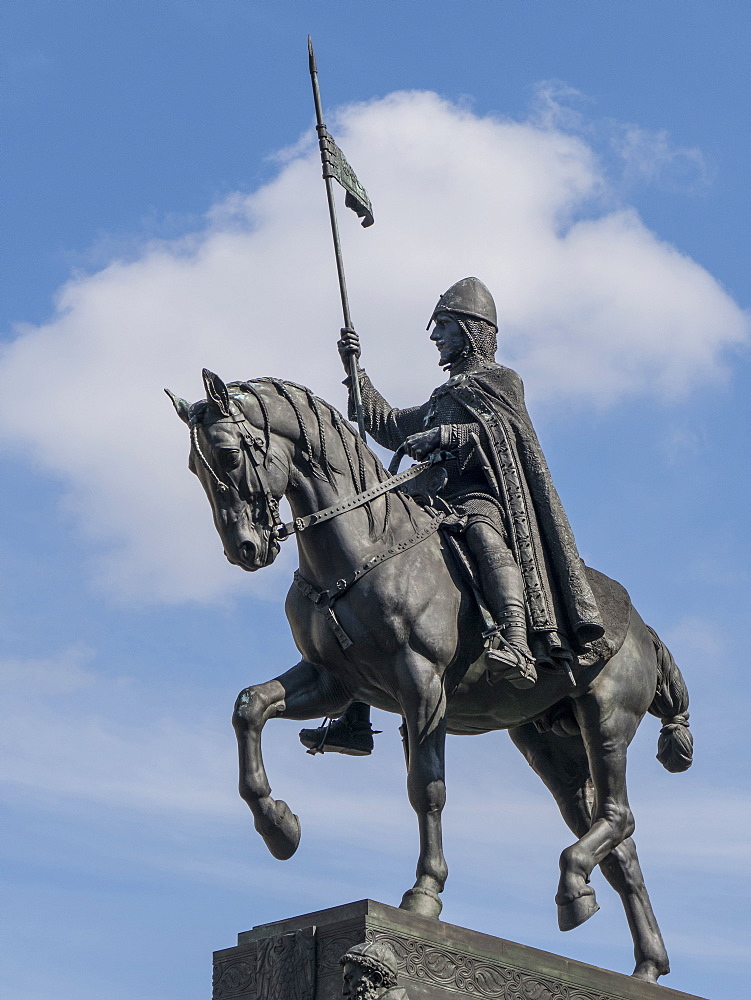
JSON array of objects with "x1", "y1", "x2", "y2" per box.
[{"x1": 458, "y1": 317, "x2": 497, "y2": 363}]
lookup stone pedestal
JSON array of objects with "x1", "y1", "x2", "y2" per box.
[{"x1": 213, "y1": 899, "x2": 706, "y2": 1000}]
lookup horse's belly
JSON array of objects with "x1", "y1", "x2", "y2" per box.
[{"x1": 445, "y1": 666, "x2": 575, "y2": 733}]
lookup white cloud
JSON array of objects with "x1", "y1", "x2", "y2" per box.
[
  {"x1": 0, "y1": 648, "x2": 238, "y2": 817},
  {"x1": 637, "y1": 794, "x2": 751, "y2": 871},
  {"x1": 0, "y1": 90, "x2": 746, "y2": 602},
  {"x1": 530, "y1": 81, "x2": 709, "y2": 191},
  {"x1": 0, "y1": 644, "x2": 97, "y2": 694},
  {"x1": 611, "y1": 123, "x2": 709, "y2": 190}
]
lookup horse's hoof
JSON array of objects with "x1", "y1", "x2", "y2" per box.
[
  {"x1": 557, "y1": 890, "x2": 599, "y2": 931},
  {"x1": 254, "y1": 799, "x2": 301, "y2": 861},
  {"x1": 632, "y1": 959, "x2": 669, "y2": 983},
  {"x1": 400, "y1": 887, "x2": 442, "y2": 919}
]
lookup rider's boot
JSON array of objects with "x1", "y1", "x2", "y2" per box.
[
  {"x1": 299, "y1": 702, "x2": 380, "y2": 756},
  {"x1": 475, "y1": 553, "x2": 537, "y2": 690}
]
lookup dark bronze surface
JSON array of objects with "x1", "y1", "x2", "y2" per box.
[{"x1": 169, "y1": 282, "x2": 693, "y2": 985}]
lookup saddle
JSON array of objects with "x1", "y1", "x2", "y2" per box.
[
  {"x1": 400, "y1": 482, "x2": 632, "y2": 694},
  {"x1": 294, "y1": 461, "x2": 632, "y2": 697}
]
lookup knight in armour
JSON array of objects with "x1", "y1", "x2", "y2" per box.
[{"x1": 300, "y1": 277, "x2": 604, "y2": 755}]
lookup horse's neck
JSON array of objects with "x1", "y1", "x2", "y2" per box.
[
  {"x1": 247, "y1": 382, "x2": 414, "y2": 584},
  {"x1": 281, "y1": 423, "x2": 404, "y2": 585}
]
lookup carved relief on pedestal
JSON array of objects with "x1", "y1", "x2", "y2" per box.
[
  {"x1": 213, "y1": 928, "x2": 315, "y2": 1000},
  {"x1": 362, "y1": 928, "x2": 624, "y2": 1000}
]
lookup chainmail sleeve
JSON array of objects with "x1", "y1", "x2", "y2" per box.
[
  {"x1": 344, "y1": 370, "x2": 428, "y2": 451},
  {"x1": 439, "y1": 421, "x2": 483, "y2": 452}
]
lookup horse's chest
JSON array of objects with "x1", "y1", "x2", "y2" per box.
[
  {"x1": 286, "y1": 591, "x2": 341, "y2": 663},
  {"x1": 284, "y1": 575, "x2": 427, "y2": 681}
]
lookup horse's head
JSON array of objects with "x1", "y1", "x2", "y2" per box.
[{"x1": 166, "y1": 370, "x2": 288, "y2": 572}]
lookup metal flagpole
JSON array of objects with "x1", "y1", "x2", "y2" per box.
[{"x1": 307, "y1": 36, "x2": 368, "y2": 440}]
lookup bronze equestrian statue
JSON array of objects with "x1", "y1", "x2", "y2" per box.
[
  {"x1": 167, "y1": 278, "x2": 693, "y2": 983},
  {"x1": 302, "y1": 278, "x2": 603, "y2": 755}
]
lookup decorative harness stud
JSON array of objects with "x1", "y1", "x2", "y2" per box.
[
  {"x1": 193, "y1": 373, "x2": 450, "y2": 652},
  {"x1": 191, "y1": 417, "x2": 284, "y2": 539}
]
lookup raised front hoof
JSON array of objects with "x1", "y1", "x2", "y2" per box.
[
  {"x1": 632, "y1": 959, "x2": 670, "y2": 983},
  {"x1": 557, "y1": 891, "x2": 599, "y2": 931},
  {"x1": 254, "y1": 799, "x2": 301, "y2": 861},
  {"x1": 400, "y1": 887, "x2": 442, "y2": 919}
]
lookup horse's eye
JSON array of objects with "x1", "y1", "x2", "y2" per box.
[{"x1": 220, "y1": 449, "x2": 241, "y2": 469}]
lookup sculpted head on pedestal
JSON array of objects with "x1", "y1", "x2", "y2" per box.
[{"x1": 340, "y1": 940, "x2": 407, "y2": 999}]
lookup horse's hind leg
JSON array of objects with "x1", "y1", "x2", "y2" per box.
[
  {"x1": 600, "y1": 839, "x2": 669, "y2": 981},
  {"x1": 510, "y1": 723, "x2": 669, "y2": 982},
  {"x1": 233, "y1": 659, "x2": 348, "y2": 861}
]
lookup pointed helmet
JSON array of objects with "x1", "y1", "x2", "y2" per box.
[{"x1": 426, "y1": 276, "x2": 497, "y2": 330}]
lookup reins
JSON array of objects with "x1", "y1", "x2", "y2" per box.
[
  {"x1": 194, "y1": 393, "x2": 446, "y2": 542},
  {"x1": 194, "y1": 385, "x2": 455, "y2": 654},
  {"x1": 276, "y1": 454, "x2": 436, "y2": 538}
]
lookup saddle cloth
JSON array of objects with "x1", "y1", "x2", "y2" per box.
[
  {"x1": 435, "y1": 518, "x2": 632, "y2": 673},
  {"x1": 577, "y1": 565, "x2": 631, "y2": 667},
  {"x1": 396, "y1": 476, "x2": 632, "y2": 681}
]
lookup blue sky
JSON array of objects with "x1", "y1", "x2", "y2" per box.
[{"x1": 1, "y1": 3, "x2": 749, "y2": 999}]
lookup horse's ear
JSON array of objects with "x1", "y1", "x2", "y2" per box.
[
  {"x1": 202, "y1": 368, "x2": 231, "y2": 417},
  {"x1": 164, "y1": 388, "x2": 191, "y2": 425}
]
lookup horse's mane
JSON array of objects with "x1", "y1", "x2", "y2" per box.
[{"x1": 196, "y1": 378, "x2": 398, "y2": 539}]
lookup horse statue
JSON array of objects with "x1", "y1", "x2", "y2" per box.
[{"x1": 167, "y1": 368, "x2": 693, "y2": 984}]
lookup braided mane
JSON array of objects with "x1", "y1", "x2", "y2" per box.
[{"x1": 227, "y1": 379, "x2": 396, "y2": 539}]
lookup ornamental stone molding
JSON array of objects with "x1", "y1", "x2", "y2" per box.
[{"x1": 213, "y1": 900, "x2": 706, "y2": 1000}]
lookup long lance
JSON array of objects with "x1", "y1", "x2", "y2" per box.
[{"x1": 308, "y1": 36, "x2": 370, "y2": 440}]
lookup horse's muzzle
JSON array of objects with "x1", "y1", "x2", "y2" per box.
[{"x1": 234, "y1": 533, "x2": 280, "y2": 572}]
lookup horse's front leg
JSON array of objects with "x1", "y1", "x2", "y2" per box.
[
  {"x1": 233, "y1": 659, "x2": 348, "y2": 861},
  {"x1": 397, "y1": 653, "x2": 448, "y2": 919}
]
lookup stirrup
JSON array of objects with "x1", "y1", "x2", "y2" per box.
[{"x1": 483, "y1": 628, "x2": 537, "y2": 689}]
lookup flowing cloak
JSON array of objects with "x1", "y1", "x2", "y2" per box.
[{"x1": 349, "y1": 364, "x2": 604, "y2": 652}]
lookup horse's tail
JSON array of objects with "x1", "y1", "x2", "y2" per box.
[{"x1": 645, "y1": 624, "x2": 693, "y2": 773}]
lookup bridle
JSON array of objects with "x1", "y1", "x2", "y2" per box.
[
  {"x1": 192, "y1": 403, "x2": 446, "y2": 547},
  {"x1": 190, "y1": 409, "x2": 285, "y2": 539},
  {"x1": 186, "y1": 372, "x2": 452, "y2": 658}
]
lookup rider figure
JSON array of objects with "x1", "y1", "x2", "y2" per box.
[{"x1": 300, "y1": 278, "x2": 604, "y2": 756}]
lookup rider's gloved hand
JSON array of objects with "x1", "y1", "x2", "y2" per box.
[
  {"x1": 403, "y1": 427, "x2": 441, "y2": 461},
  {"x1": 338, "y1": 328, "x2": 361, "y2": 371}
]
